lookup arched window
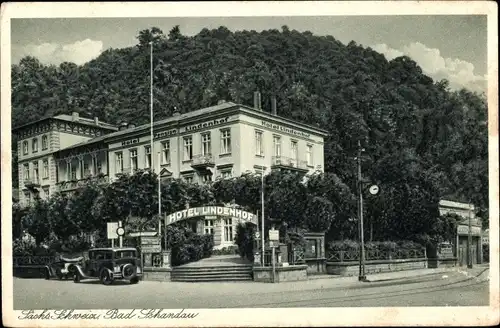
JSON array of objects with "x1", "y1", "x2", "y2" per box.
[
  {"x1": 32, "y1": 138, "x2": 38, "y2": 153},
  {"x1": 22, "y1": 141, "x2": 28, "y2": 155},
  {"x1": 42, "y1": 135, "x2": 48, "y2": 150}
]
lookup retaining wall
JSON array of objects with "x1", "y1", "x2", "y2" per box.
[
  {"x1": 253, "y1": 265, "x2": 308, "y2": 283},
  {"x1": 326, "y1": 258, "x2": 428, "y2": 276}
]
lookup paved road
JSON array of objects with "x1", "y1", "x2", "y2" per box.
[{"x1": 14, "y1": 270, "x2": 489, "y2": 309}]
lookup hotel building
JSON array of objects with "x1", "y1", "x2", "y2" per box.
[{"x1": 14, "y1": 95, "x2": 328, "y2": 247}]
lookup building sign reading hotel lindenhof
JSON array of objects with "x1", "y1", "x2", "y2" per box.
[
  {"x1": 261, "y1": 121, "x2": 311, "y2": 138},
  {"x1": 184, "y1": 117, "x2": 230, "y2": 132},
  {"x1": 166, "y1": 206, "x2": 258, "y2": 225},
  {"x1": 154, "y1": 117, "x2": 231, "y2": 139}
]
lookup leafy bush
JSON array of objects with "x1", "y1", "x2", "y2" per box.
[
  {"x1": 328, "y1": 240, "x2": 423, "y2": 253},
  {"x1": 285, "y1": 229, "x2": 307, "y2": 249},
  {"x1": 201, "y1": 234, "x2": 214, "y2": 258},
  {"x1": 234, "y1": 222, "x2": 256, "y2": 261},
  {"x1": 212, "y1": 246, "x2": 239, "y2": 255},
  {"x1": 328, "y1": 239, "x2": 359, "y2": 252},
  {"x1": 166, "y1": 225, "x2": 215, "y2": 266},
  {"x1": 13, "y1": 238, "x2": 38, "y2": 256}
]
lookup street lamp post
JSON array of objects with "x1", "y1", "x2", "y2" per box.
[
  {"x1": 356, "y1": 140, "x2": 379, "y2": 282},
  {"x1": 357, "y1": 141, "x2": 367, "y2": 281}
]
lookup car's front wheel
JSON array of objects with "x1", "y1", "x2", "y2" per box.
[{"x1": 99, "y1": 269, "x2": 114, "y2": 286}]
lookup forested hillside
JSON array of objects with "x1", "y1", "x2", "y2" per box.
[{"x1": 11, "y1": 26, "x2": 489, "y2": 224}]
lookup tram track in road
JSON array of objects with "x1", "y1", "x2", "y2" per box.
[{"x1": 234, "y1": 275, "x2": 489, "y2": 308}]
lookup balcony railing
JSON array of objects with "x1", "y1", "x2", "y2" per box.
[
  {"x1": 24, "y1": 177, "x2": 41, "y2": 188},
  {"x1": 56, "y1": 174, "x2": 109, "y2": 191},
  {"x1": 13, "y1": 256, "x2": 57, "y2": 267},
  {"x1": 271, "y1": 156, "x2": 308, "y2": 171},
  {"x1": 191, "y1": 154, "x2": 215, "y2": 168}
]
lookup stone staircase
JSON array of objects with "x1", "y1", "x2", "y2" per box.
[{"x1": 171, "y1": 264, "x2": 254, "y2": 282}]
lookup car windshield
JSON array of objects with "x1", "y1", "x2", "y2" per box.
[{"x1": 115, "y1": 250, "x2": 136, "y2": 258}]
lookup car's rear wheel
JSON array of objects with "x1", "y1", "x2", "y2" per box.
[
  {"x1": 121, "y1": 264, "x2": 136, "y2": 280},
  {"x1": 100, "y1": 269, "x2": 114, "y2": 286}
]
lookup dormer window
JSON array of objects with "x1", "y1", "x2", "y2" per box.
[
  {"x1": 32, "y1": 138, "x2": 38, "y2": 153},
  {"x1": 42, "y1": 135, "x2": 48, "y2": 150}
]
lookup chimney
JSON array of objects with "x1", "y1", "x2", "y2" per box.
[
  {"x1": 72, "y1": 112, "x2": 79, "y2": 121},
  {"x1": 128, "y1": 123, "x2": 136, "y2": 129},
  {"x1": 271, "y1": 96, "x2": 277, "y2": 115},
  {"x1": 253, "y1": 91, "x2": 262, "y2": 110},
  {"x1": 217, "y1": 99, "x2": 226, "y2": 105},
  {"x1": 94, "y1": 117, "x2": 99, "y2": 125},
  {"x1": 172, "y1": 107, "x2": 181, "y2": 117},
  {"x1": 119, "y1": 122, "x2": 128, "y2": 131}
]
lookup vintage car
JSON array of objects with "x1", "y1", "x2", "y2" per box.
[
  {"x1": 72, "y1": 247, "x2": 142, "y2": 285},
  {"x1": 45, "y1": 255, "x2": 84, "y2": 280}
]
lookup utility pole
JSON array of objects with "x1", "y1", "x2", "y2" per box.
[
  {"x1": 261, "y1": 169, "x2": 265, "y2": 266},
  {"x1": 467, "y1": 203, "x2": 473, "y2": 268},
  {"x1": 357, "y1": 140, "x2": 367, "y2": 281}
]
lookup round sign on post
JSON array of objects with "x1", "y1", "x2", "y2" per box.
[
  {"x1": 255, "y1": 231, "x2": 260, "y2": 238},
  {"x1": 116, "y1": 227, "x2": 125, "y2": 236},
  {"x1": 369, "y1": 185, "x2": 379, "y2": 195}
]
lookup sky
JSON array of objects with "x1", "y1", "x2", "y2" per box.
[{"x1": 10, "y1": 15, "x2": 488, "y2": 93}]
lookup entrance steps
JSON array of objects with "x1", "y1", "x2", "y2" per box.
[{"x1": 171, "y1": 264, "x2": 253, "y2": 282}]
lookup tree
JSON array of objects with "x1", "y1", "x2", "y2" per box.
[
  {"x1": 136, "y1": 27, "x2": 165, "y2": 47},
  {"x1": 23, "y1": 199, "x2": 51, "y2": 244},
  {"x1": 303, "y1": 196, "x2": 334, "y2": 232},
  {"x1": 66, "y1": 179, "x2": 104, "y2": 234}
]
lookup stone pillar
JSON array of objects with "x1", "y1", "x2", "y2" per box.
[
  {"x1": 161, "y1": 250, "x2": 171, "y2": 268},
  {"x1": 213, "y1": 218, "x2": 222, "y2": 247}
]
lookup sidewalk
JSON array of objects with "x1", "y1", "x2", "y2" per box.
[{"x1": 307, "y1": 267, "x2": 452, "y2": 283}]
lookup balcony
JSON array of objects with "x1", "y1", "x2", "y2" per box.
[
  {"x1": 191, "y1": 154, "x2": 215, "y2": 170},
  {"x1": 271, "y1": 156, "x2": 309, "y2": 173},
  {"x1": 56, "y1": 174, "x2": 109, "y2": 192},
  {"x1": 24, "y1": 178, "x2": 41, "y2": 188}
]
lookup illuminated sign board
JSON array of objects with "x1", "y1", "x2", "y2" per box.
[
  {"x1": 166, "y1": 206, "x2": 257, "y2": 225},
  {"x1": 261, "y1": 121, "x2": 310, "y2": 138},
  {"x1": 121, "y1": 138, "x2": 139, "y2": 147},
  {"x1": 184, "y1": 117, "x2": 230, "y2": 132}
]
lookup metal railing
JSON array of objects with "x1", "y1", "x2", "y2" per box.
[
  {"x1": 56, "y1": 174, "x2": 109, "y2": 191},
  {"x1": 271, "y1": 156, "x2": 308, "y2": 170},
  {"x1": 24, "y1": 177, "x2": 40, "y2": 186},
  {"x1": 327, "y1": 248, "x2": 426, "y2": 262},
  {"x1": 288, "y1": 248, "x2": 305, "y2": 265},
  {"x1": 13, "y1": 256, "x2": 57, "y2": 267}
]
